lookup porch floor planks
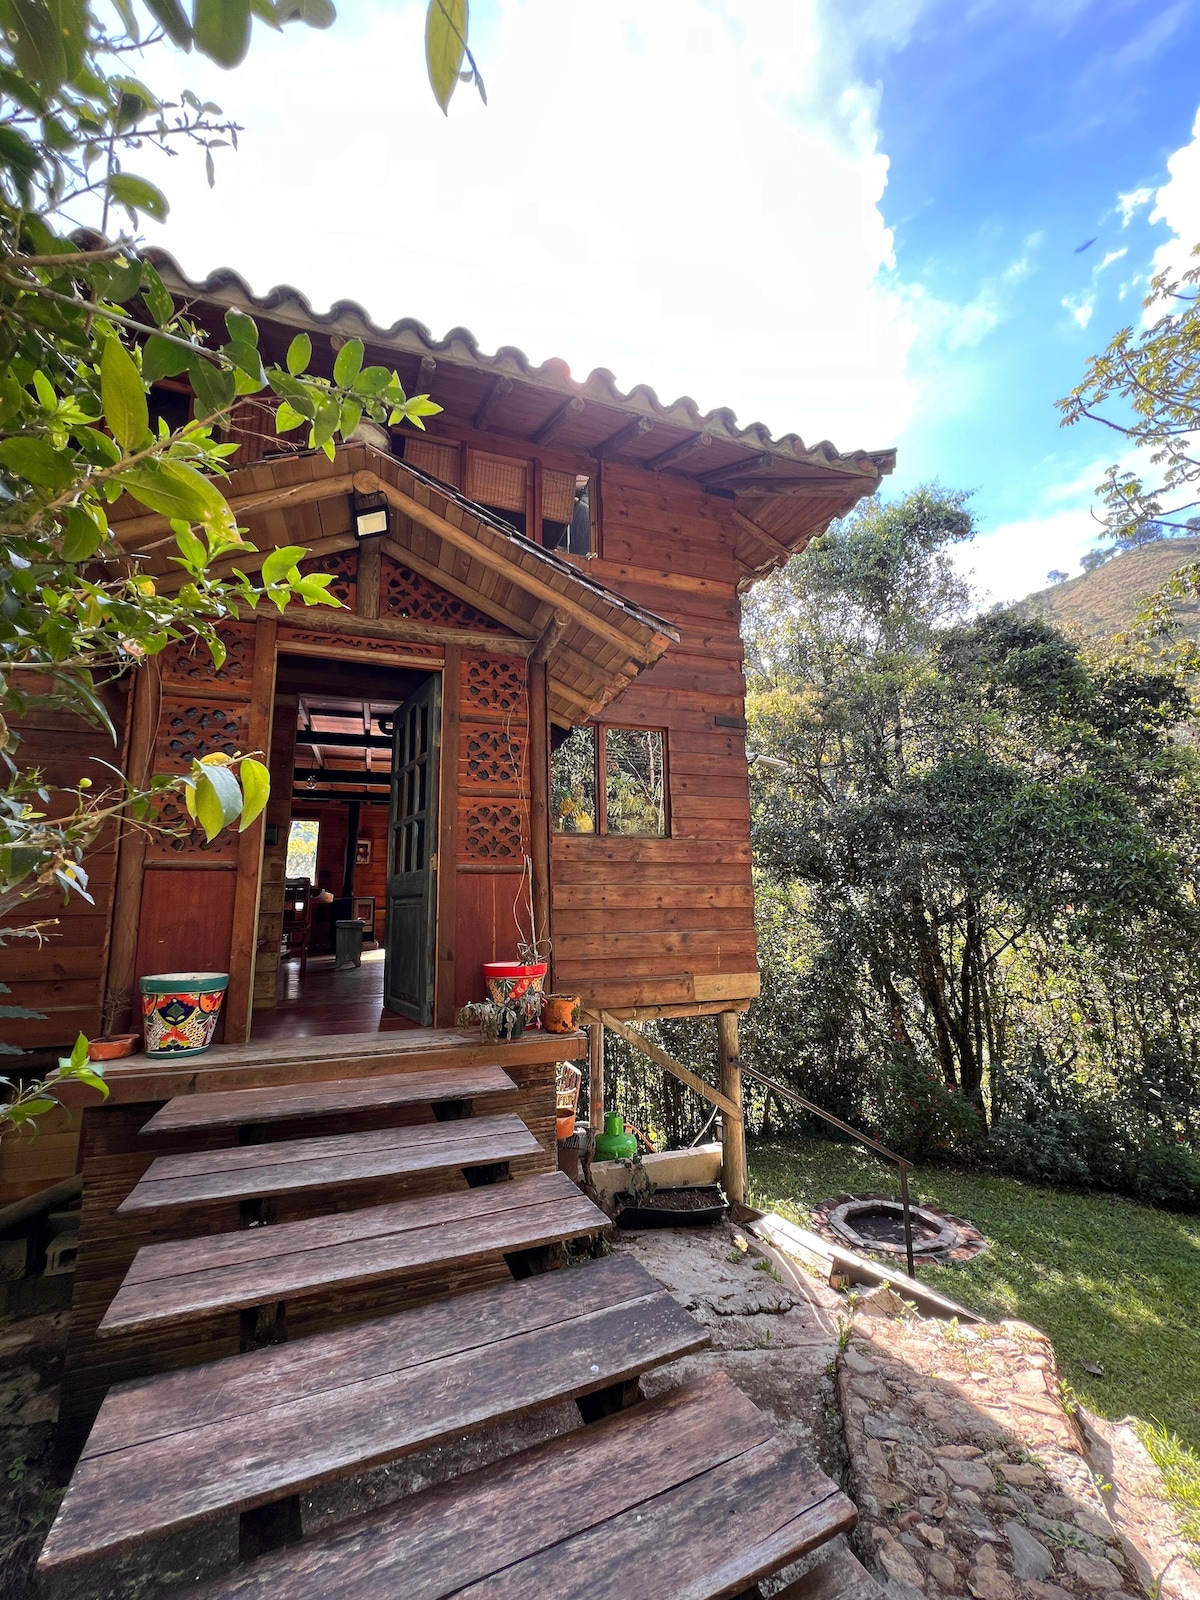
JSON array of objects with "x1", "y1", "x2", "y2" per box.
[
  {"x1": 99, "y1": 1170, "x2": 607, "y2": 1337},
  {"x1": 118, "y1": 1114, "x2": 540, "y2": 1213},
  {"x1": 139, "y1": 1063, "x2": 518, "y2": 1135},
  {"x1": 172, "y1": 1374, "x2": 857, "y2": 1600},
  {"x1": 39, "y1": 1256, "x2": 708, "y2": 1575}
]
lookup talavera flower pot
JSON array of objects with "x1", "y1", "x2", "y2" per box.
[{"x1": 140, "y1": 972, "x2": 229, "y2": 1057}]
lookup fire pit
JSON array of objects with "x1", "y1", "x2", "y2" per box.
[{"x1": 811, "y1": 1192, "x2": 986, "y2": 1264}]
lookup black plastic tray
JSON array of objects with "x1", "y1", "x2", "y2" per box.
[{"x1": 615, "y1": 1184, "x2": 728, "y2": 1229}]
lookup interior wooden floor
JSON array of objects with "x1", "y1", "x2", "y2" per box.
[{"x1": 251, "y1": 949, "x2": 418, "y2": 1041}]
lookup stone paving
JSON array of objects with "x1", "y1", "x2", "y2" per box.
[{"x1": 838, "y1": 1297, "x2": 1149, "y2": 1600}]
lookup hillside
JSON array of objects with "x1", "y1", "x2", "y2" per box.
[{"x1": 1018, "y1": 537, "x2": 1200, "y2": 641}]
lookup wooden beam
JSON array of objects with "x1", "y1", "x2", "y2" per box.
[
  {"x1": 646, "y1": 432, "x2": 712, "y2": 473},
  {"x1": 225, "y1": 616, "x2": 277, "y2": 1044},
  {"x1": 696, "y1": 453, "x2": 773, "y2": 487},
  {"x1": 472, "y1": 375, "x2": 513, "y2": 433},
  {"x1": 534, "y1": 395, "x2": 584, "y2": 446},
  {"x1": 295, "y1": 730, "x2": 392, "y2": 750},
  {"x1": 528, "y1": 656, "x2": 551, "y2": 974},
  {"x1": 418, "y1": 353, "x2": 436, "y2": 391},
  {"x1": 111, "y1": 474, "x2": 359, "y2": 550},
  {"x1": 355, "y1": 534, "x2": 382, "y2": 619},
  {"x1": 274, "y1": 604, "x2": 532, "y2": 655},
  {"x1": 435, "y1": 642, "x2": 461, "y2": 1027},
  {"x1": 594, "y1": 1010, "x2": 742, "y2": 1121},
  {"x1": 730, "y1": 507, "x2": 792, "y2": 563},
  {"x1": 591, "y1": 415, "x2": 654, "y2": 461},
  {"x1": 354, "y1": 470, "x2": 667, "y2": 665},
  {"x1": 717, "y1": 1010, "x2": 746, "y2": 1204},
  {"x1": 530, "y1": 609, "x2": 569, "y2": 667}
]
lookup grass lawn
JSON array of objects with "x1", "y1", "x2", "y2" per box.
[{"x1": 748, "y1": 1133, "x2": 1200, "y2": 1536}]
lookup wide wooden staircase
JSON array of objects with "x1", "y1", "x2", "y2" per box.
[{"x1": 38, "y1": 1050, "x2": 877, "y2": 1599}]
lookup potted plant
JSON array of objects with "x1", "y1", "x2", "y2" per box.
[
  {"x1": 456, "y1": 1000, "x2": 526, "y2": 1043},
  {"x1": 87, "y1": 987, "x2": 140, "y2": 1062},
  {"x1": 543, "y1": 993, "x2": 582, "y2": 1034},
  {"x1": 482, "y1": 869, "x2": 550, "y2": 1022}
]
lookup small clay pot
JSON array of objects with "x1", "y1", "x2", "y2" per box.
[
  {"x1": 87, "y1": 1033, "x2": 140, "y2": 1062},
  {"x1": 543, "y1": 994, "x2": 582, "y2": 1034},
  {"x1": 556, "y1": 1110, "x2": 576, "y2": 1141}
]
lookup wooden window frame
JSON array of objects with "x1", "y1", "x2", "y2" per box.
[{"x1": 552, "y1": 722, "x2": 669, "y2": 838}]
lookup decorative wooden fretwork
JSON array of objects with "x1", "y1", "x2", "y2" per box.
[
  {"x1": 144, "y1": 791, "x2": 238, "y2": 860},
  {"x1": 291, "y1": 547, "x2": 357, "y2": 609},
  {"x1": 382, "y1": 557, "x2": 507, "y2": 634},
  {"x1": 159, "y1": 704, "x2": 246, "y2": 769},
  {"x1": 464, "y1": 726, "x2": 524, "y2": 788},
  {"x1": 160, "y1": 623, "x2": 254, "y2": 687},
  {"x1": 463, "y1": 801, "x2": 525, "y2": 860},
  {"x1": 464, "y1": 655, "x2": 527, "y2": 715},
  {"x1": 279, "y1": 628, "x2": 441, "y2": 664}
]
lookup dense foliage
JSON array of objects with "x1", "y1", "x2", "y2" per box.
[{"x1": 736, "y1": 488, "x2": 1200, "y2": 1206}]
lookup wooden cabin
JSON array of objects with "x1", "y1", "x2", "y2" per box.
[{"x1": 1, "y1": 255, "x2": 892, "y2": 1204}]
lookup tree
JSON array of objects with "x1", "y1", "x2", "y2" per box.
[
  {"x1": 744, "y1": 487, "x2": 1200, "y2": 1182},
  {"x1": 0, "y1": 0, "x2": 467, "y2": 1122},
  {"x1": 1047, "y1": 569, "x2": 1069, "y2": 585}
]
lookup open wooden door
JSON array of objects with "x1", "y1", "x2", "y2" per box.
[{"x1": 383, "y1": 674, "x2": 442, "y2": 1023}]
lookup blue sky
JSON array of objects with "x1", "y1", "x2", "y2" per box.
[{"x1": 131, "y1": 1, "x2": 1200, "y2": 605}]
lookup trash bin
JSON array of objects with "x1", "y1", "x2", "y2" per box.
[{"x1": 334, "y1": 919, "x2": 365, "y2": 970}]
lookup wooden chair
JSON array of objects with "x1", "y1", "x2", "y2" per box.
[{"x1": 281, "y1": 878, "x2": 313, "y2": 977}]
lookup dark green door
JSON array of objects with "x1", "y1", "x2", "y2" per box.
[{"x1": 383, "y1": 674, "x2": 441, "y2": 1023}]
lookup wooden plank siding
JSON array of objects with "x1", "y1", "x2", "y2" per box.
[{"x1": 549, "y1": 460, "x2": 759, "y2": 1013}]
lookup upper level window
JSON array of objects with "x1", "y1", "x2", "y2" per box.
[
  {"x1": 552, "y1": 725, "x2": 667, "y2": 836},
  {"x1": 541, "y1": 471, "x2": 592, "y2": 556}
]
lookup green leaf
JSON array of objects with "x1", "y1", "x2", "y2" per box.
[
  {"x1": 142, "y1": 334, "x2": 190, "y2": 384},
  {"x1": 61, "y1": 505, "x2": 104, "y2": 561},
  {"x1": 188, "y1": 352, "x2": 237, "y2": 418},
  {"x1": 140, "y1": 264, "x2": 175, "y2": 328},
  {"x1": 288, "y1": 0, "x2": 335, "y2": 25},
  {"x1": 425, "y1": 0, "x2": 468, "y2": 114},
  {"x1": 193, "y1": 762, "x2": 243, "y2": 840},
  {"x1": 193, "y1": 0, "x2": 252, "y2": 67},
  {"x1": 238, "y1": 756, "x2": 270, "y2": 830},
  {"x1": 225, "y1": 308, "x2": 258, "y2": 348},
  {"x1": 261, "y1": 543, "x2": 307, "y2": 585},
  {"x1": 333, "y1": 338, "x2": 363, "y2": 389},
  {"x1": 144, "y1": 0, "x2": 192, "y2": 42},
  {"x1": 286, "y1": 333, "x2": 311, "y2": 376},
  {"x1": 100, "y1": 336, "x2": 150, "y2": 452},
  {"x1": 117, "y1": 457, "x2": 234, "y2": 535},
  {"x1": 173, "y1": 524, "x2": 208, "y2": 571},
  {"x1": 274, "y1": 400, "x2": 306, "y2": 433},
  {"x1": 68, "y1": 1031, "x2": 89, "y2": 1071},
  {"x1": 0, "y1": 435, "x2": 75, "y2": 492},
  {"x1": 1, "y1": 0, "x2": 69, "y2": 93},
  {"x1": 106, "y1": 171, "x2": 169, "y2": 223},
  {"x1": 224, "y1": 338, "x2": 266, "y2": 386}
]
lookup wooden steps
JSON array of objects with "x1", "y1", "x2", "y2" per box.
[
  {"x1": 167, "y1": 1374, "x2": 857, "y2": 1600},
  {"x1": 99, "y1": 1170, "x2": 607, "y2": 1337},
  {"x1": 39, "y1": 1255, "x2": 706, "y2": 1576},
  {"x1": 118, "y1": 1113, "x2": 540, "y2": 1214},
  {"x1": 139, "y1": 1064, "x2": 518, "y2": 1135}
]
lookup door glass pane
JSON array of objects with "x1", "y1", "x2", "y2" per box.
[
  {"x1": 605, "y1": 727, "x2": 666, "y2": 836},
  {"x1": 551, "y1": 726, "x2": 597, "y2": 832}
]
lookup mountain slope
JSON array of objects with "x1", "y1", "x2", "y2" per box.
[{"x1": 1018, "y1": 538, "x2": 1200, "y2": 641}]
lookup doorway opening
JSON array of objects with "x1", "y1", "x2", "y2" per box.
[{"x1": 251, "y1": 652, "x2": 442, "y2": 1041}]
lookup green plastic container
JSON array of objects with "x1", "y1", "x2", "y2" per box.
[{"x1": 594, "y1": 1111, "x2": 638, "y2": 1162}]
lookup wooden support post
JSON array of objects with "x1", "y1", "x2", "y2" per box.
[
  {"x1": 103, "y1": 660, "x2": 161, "y2": 1030},
  {"x1": 717, "y1": 1010, "x2": 747, "y2": 1205},
  {"x1": 225, "y1": 617, "x2": 277, "y2": 1044},
  {"x1": 527, "y1": 655, "x2": 551, "y2": 974},
  {"x1": 589, "y1": 1020, "x2": 605, "y2": 1133},
  {"x1": 355, "y1": 533, "x2": 382, "y2": 619},
  {"x1": 434, "y1": 644, "x2": 461, "y2": 1027}
]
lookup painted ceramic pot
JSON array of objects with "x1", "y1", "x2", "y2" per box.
[
  {"x1": 482, "y1": 962, "x2": 548, "y2": 1016},
  {"x1": 140, "y1": 972, "x2": 229, "y2": 1058}
]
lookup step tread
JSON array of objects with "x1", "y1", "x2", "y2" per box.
[
  {"x1": 140, "y1": 1065, "x2": 518, "y2": 1136},
  {"x1": 774, "y1": 1545, "x2": 888, "y2": 1600},
  {"x1": 39, "y1": 1255, "x2": 707, "y2": 1575},
  {"x1": 118, "y1": 1114, "x2": 540, "y2": 1213},
  {"x1": 99, "y1": 1170, "x2": 606, "y2": 1338},
  {"x1": 169, "y1": 1374, "x2": 857, "y2": 1600}
]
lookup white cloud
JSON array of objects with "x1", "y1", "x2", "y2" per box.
[
  {"x1": 1062, "y1": 293, "x2": 1094, "y2": 329},
  {"x1": 1148, "y1": 105, "x2": 1200, "y2": 288},
  {"x1": 955, "y1": 508, "x2": 1101, "y2": 608},
  {"x1": 1118, "y1": 186, "x2": 1154, "y2": 226},
  {"x1": 126, "y1": 0, "x2": 937, "y2": 454}
]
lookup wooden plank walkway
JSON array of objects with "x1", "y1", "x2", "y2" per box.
[
  {"x1": 40, "y1": 1256, "x2": 704, "y2": 1575},
  {"x1": 172, "y1": 1374, "x2": 857, "y2": 1600},
  {"x1": 100, "y1": 1171, "x2": 606, "y2": 1337},
  {"x1": 118, "y1": 1114, "x2": 539, "y2": 1213},
  {"x1": 139, "y1": 1064, "x2": 517, "y2": 1135}
]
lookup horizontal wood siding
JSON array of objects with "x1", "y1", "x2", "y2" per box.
[{"x1": 550, "y1": 461, "x2": 758, "y2": 1012}]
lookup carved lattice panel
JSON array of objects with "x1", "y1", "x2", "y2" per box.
[
  {"x1": 292, "y1": 547, "x2": 357, "y2": 609},
  {"x1": 160, "y1": 623, "x2": 255, "y2": 688},
  {"x1": 383, "y1": 558, "x2": 507, "y2": 633},
  {"x1": 158, "y1": 704, "x2": 247, "y2": 770},
  {"x1": 464, "y1": 726, "x2": 524, "y2": 789},
  {"x1": 464, "y1": 655, "x2": 527, "y2": 716},
  {"x1": 462, "y1": 802, "x2": 526, "y2": 861},
  {"x1": 144, "y1": 791, "x2": 239, "y2": 860},
  {"x1": 279, "y1": 629, "x2": 441, "y2": 664}
]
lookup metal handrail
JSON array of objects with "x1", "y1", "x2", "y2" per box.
[{"x1": 738, "y1": 1060, "x2": 919, "y2": 1279}]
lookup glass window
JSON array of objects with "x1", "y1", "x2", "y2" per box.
[
  {"x1": 285, "y1": 818, "x2": 320, "y2": 882},
  {"x1": 542, "y1": 474, "x2": 593, "y2": 556},
  {"x1": 604, "y1": 727, "x2": 666, "y2": 836},
  {"x1": 552, "y1": 726, "x2": 597, "y2": 833}
]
